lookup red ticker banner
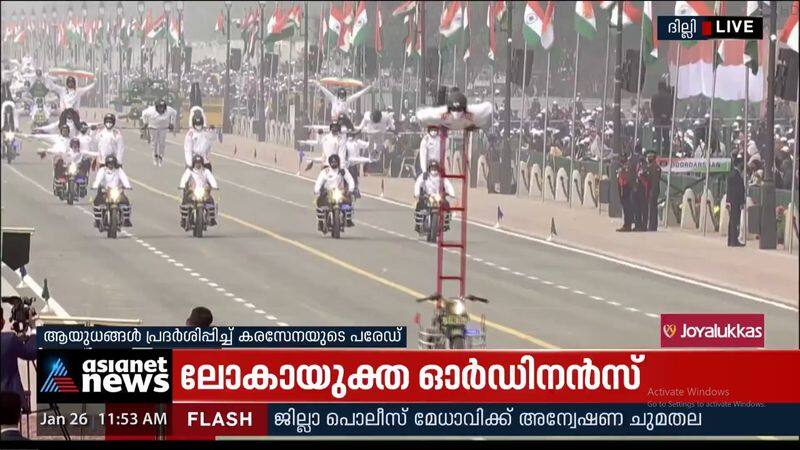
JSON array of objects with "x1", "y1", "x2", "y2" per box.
[{"x1": 171, "y1": 350, "x2": 800, "y2": 403}]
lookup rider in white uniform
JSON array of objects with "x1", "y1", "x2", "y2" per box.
[{"x1": 141, "y1": 98, "x2": 177, "y2": 166}]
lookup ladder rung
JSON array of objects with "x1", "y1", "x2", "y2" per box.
[
  {"x1": 446, "y1": 206, "x2": 464, "y2": 212},
  {"x1": 441, "y1": 242, "x2": 463, "y2": 248},
  {"x1": 444, "y1": 174, "x2": 466, "y2": 179},
  {"x1": 439, "y1": 276, "x2": 463, "y2": 281}
]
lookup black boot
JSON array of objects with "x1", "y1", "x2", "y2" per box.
[
  {"x1": 318, "y1": 220, "x2": 324, "y2": 232},
  {"x1": 209, "y1": 217, "x2": 218, "y2": 226}
]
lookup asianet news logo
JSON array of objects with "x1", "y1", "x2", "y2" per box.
[
  {"x1": 658, "y1": 16, "x2": 763, "y2": 41},
  {"x1": 38, "y1": 350, "x2": 173, "y2": 403},
  {"x1": 660, "y1": 314, "x2": 765, "y2": 348},
  {"x1": 81, "y1": 357, "x2": 170, "y2": 393}
]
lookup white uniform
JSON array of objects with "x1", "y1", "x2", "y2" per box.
[
  {"x1": 92, "y1": 167, "x2": 132, "y2": 190},
  {"x1": 313, "y1": 81, "x2": 372, "y2": 124},
  {"x1": 357, "y1": 112, "x2": 395, "y2": 135},
  {"x1": 179, "y1": 168, "x2": 219, "y2": 190},
  {"x1": 43, "y1": 77, "x2": 96, "y2": 111},
  {"x1": 1, "y1": 101, "x2": 19, "y2": 131},
  {"x1": 95, "y1": 128, "x2": 124, "y2": 164},
  {"x1": 36, "y1": 119, "x2": 78, "y2": 137},
  {"x1": 77, "y1": 133, "x2": 96, "y2": 154},
  {"x1": 314, "y1": 167, "x2": 356, "y2": 195},
  {"x1": 343, "y1": 138, "x2": 369, "y2": 168},
  {"x1": 44, "y1": 146, "x2": 95, "y2": 167},
  {"x1": 418, "y1": 132, "x2": 447, "y2": 171},
  {"x1": 184, "y1": 128, "x2": 215, "y2": 167},
  {"x1": 142, "y1": 105, "x2": 177, "y2": 160},
  {"x1": 320, "y1": 133, "x2": 346, "y2": 164},
  {"x1": 415, "y1": 102, "x2": 493, "y2": 130},
  {"x1": 414, "y1": 173, "x2": 455, "y2": 198}
]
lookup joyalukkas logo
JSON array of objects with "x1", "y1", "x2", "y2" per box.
[
  {"x1": 660, "y1": 314, "x2": 764, "y2": 348},
  {"x1": 38, "y1": 349, "x2": 172, "y2": 403}
]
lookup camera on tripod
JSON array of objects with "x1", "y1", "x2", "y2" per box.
[{"x1": 1, "y1": 295, "x2": 37, "y2": 335}]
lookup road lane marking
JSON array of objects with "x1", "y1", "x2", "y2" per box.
[
  {"x1": 129, "y1": 177, "x2": 559, "y2": 349},
  {"x1": 197, "y1": 148, "x2": 798, "y2": 312}
]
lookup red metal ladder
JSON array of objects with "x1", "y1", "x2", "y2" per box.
[{"x1": 435, "y1": 128, "x2": 471, "y2": 298}]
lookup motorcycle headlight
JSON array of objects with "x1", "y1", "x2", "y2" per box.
[
  {"x1": 108, "y1": 187, "x2": 121, "y2": 202},
  {"x1": 331, "y1": 188, "x2": 344, "y2": 203},
  {"x1": 429, "y1": 194, "x2": 442, "y2": 205},
  {"x1": 68, "y1": 163, "x2": 78, "y2": 175},
  {"x1": 446, "y1": 299, "x2": 467, "y2": 316},
  {"x1": 192, "y1": 185, "x2": 206, "y2": 201},
  {"x1": 4, "y1": 131, "x2": 14, "y2": 141}
]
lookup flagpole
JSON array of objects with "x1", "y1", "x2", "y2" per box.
[
  {"x1": 663, "y1": 43, "x2": 681, "y2": 229},
  {"x1": 742, "y1": 59, "x2": 749, "y2": 244},
  {"x1": 515, "y1": 38, "x2": 529, "y2": 197},
  {"x1": 452, "y1": 39, "x2": 457, "y2": 88},
  {"x1": 789, "y1": 80, "x2": 799, "y2": 254},
  {"x1": 399, "y1": 37, "x2": 407, "y2": 122},
  {"x1": 701, "y1": 39, "x2": 718, "y2": 236},
  {"x1": 437, "y1": 1, "x2": 444, "y2": 95},
  {"x1": 633, "y1": 7, "x2": 646, "y2": 153},
  {"x1": 598, "y1": 22, "x2": 611, "y2": 214},
  {"x1": 568, "y1": 33, "x2": 580, "y2": 207},
  {"x1": 541, "y1": 50, "x2": 550, "y2": 202}
]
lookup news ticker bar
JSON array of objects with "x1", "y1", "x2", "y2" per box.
[
  {"x1": 35, "y1": 403, "x2": 800, "y2": 438},
  {"x1": 37, "y1": 326, "x2": 407, "y2": 349},
  {"x1": 37, "y1": 349, "x2": 800, "y2": 404}
]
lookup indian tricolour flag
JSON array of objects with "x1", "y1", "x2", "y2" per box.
[
  {"x1": 609, "y1": 1, "x2": 642, "y2": 28},
  {"x1": 668, "y1": 39, "x2": 763, "y2": 102},
  {"x1": 574, "y1": 1, "x2": 596, "y2": 40},
  {"x1": 523, "y1": 1, "x2": 554, "y2": 50},
  {"x1": 351, "y1": 1, "x2": 369, "y2": 46},
  {"x1": 168, "y1": 17, "x2": 180, "y2": 44},
  {"x1": 643, "y1": 1, "x2": 658, "y2": 63},
  {"x1": 439, "y1": 1, "x2": 463, "y2": 47},
  {"x1": 675, "y1": 1, "x2": 712, "y2": 47},
  {"x1": 779, "y1": 0, "x2": 798, "y2": 53},
  {"x1": 146, "y1": 13, "x2": 166, "y2": 40}
]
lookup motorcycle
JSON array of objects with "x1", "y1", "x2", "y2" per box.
[
  {"x1": 31, "y1": 109, "x2": 49, "y2": 130},
  {"x1": 60, "y1": 162, "x2": 88, "y2": 205},
  {"x1": 97, "y1": 187, "x2": 125, "y2": 239},
  {"x1": 416, "y1": 294, "x2": 488, "y2": 350},
  {"x1": 320, "y1": 187, "x2": 350, "y2": 239},
  {"x1": 2, "y1": 130, "x2": 18, "y2": 163},
  {"x1": 418, "y1": 193, "x2": 451, "y2": 243},
  {"x1": 183, "y1": 184, "x2": 216, "y2": 238}
]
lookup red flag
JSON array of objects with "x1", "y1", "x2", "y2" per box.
[
  {"x1": 215, "y1": 10, "x2": 225, "y2": 35},
  {"x1": 374, "y1": 7, "x2": 383, "y2": 54},
  {"x1": 488, "y1": 1, "x2": 496, "y2": 61}
]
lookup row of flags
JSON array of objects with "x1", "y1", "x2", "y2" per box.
[
  {"x1": 1, "y1": 9, "x2": 184, "y2": 49},
  {"x1": 5, "y1": 1, "x2": 797, "y2": 67}
]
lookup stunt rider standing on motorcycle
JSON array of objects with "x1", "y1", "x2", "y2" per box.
[
  {"x1": 311, "y1": 80, "x2": 372, "y2": 131},
  {"x1": 76, "y1": 121, "x2": 97, "y2": 155},
  {"x1": 314, "y1": 154, "x2": 356, "y2": 231},
  {"x1": 413, "y1": 161, "x2": 455, "y2": 233},
  {"x1": 179, "y1": 155, "x2": 219, "y2": 228},
  {"x1": 42, "y1": 74, "x2": 96, "y2": 122},
  {"x1": 141, "y1": 98, "x2": 177, "y2": 167},
  {"x1": 95, "y1": 113, "x2": 124, "y2": 168},
  {"x1": 344, "y1": 131, "x2": 369, "y2": 198},
  {"x1": 319, "y1": 122, "x2": 347, "y2": 165},
  {"x1": 92, "y1": 155, "x2": 132, "y2": 228},
  {"x1": 184, "y1": 114, "x2": 214, "y2": 171},
  {"x1": 418, "y1": 126, "x2": 447, "y2": 175},
  {"x1": 32, "y1": 124, "x2": 73, "y2": 179}
]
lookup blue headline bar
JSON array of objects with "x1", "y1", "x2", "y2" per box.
[{"x1": 37, "y1": 326, "x2": 407, "y2": 349}]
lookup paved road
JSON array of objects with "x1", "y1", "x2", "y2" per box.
[{"x1": 2, "y1": 126, "x2": 797, "y2": 349}]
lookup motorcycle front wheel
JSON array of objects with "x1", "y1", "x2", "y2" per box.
[
  {"x1": 427, "y1": 211, "x2": 439, "y2": 243},
  {"x1": 67, "y1": 180, "x2": 75, "y2": 205},
  {"x1": 107, "y1": 209, "x2": 118, "y2": 239},
  {"x1": 449, "y1": 336, "x2": 466, "y2": 349},
  {"x1": 193, "y1": 205, "x2": 204, "y2": 238},
  {"x1": 331, "y1": 209, "x2": 341, "y2": 239}
]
